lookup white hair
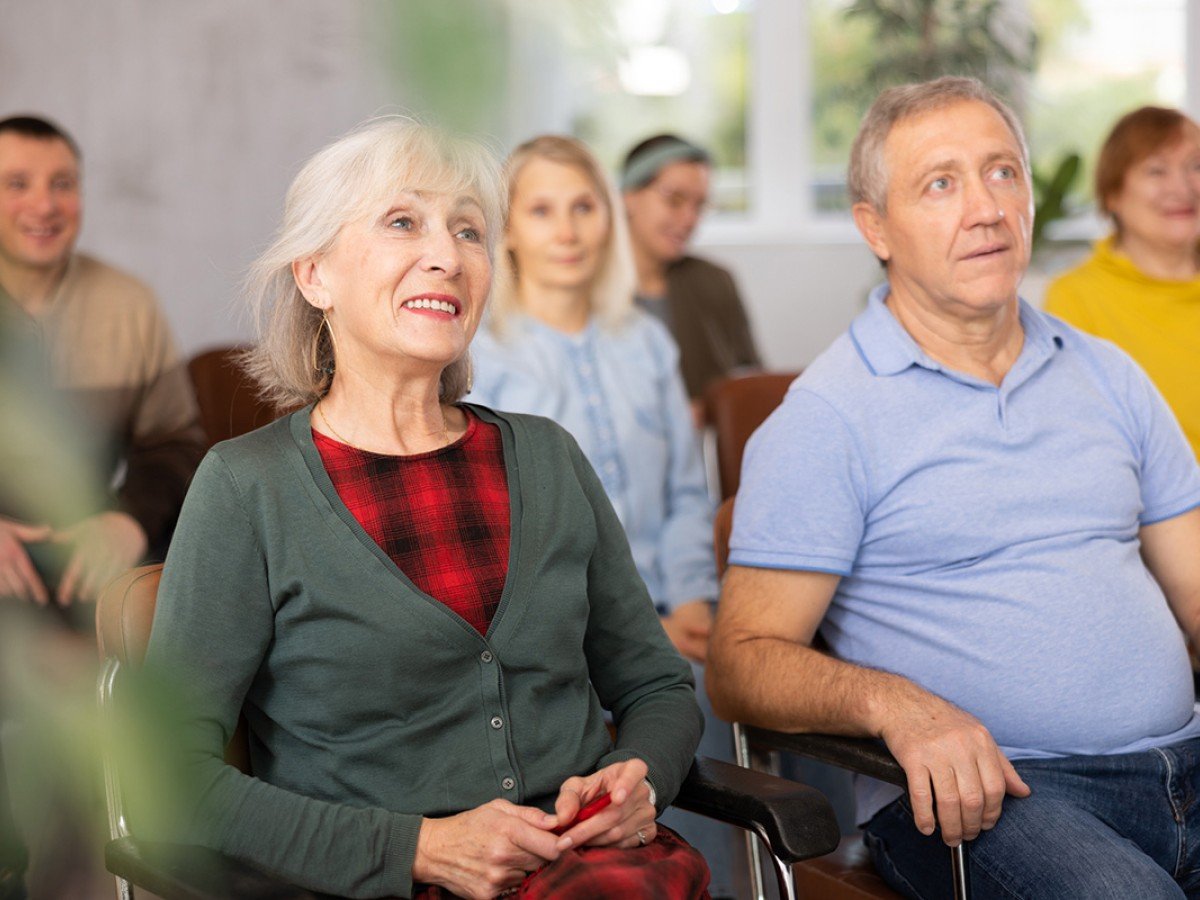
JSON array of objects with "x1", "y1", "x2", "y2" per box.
[{"x1": 242, "y1": 117, "x2": 505, "y2": 408}]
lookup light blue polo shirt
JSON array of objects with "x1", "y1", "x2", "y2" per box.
[{"x1": 731, "y1": 284, "x2": 1200, "y2": 822}]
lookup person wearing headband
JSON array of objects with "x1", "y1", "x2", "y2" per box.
[{"x1": 621, "y1": 135, "x2": 760, "y2": 420}]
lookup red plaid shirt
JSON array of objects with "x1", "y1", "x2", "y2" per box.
[
  {"x1": 313, "y1": 409, "x2": 510, "y2": 636},
  {"x1": 414, "y1": 826, "x2": 710, "y2": 899}
]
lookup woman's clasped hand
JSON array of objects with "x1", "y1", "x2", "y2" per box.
[{"x1": 413, "y1": 759, "x2": 657, "y2": 899}]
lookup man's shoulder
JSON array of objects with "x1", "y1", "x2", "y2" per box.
[
  {"x1": 1041, "y1": 309, "x2": 1144, "y2": 381},
  {"x1": 670, "y1": 255, "x2": 730, "y2": 279},
  {"x1": 70, "y1": 253, "x2": 155, "y2": 295},
  {"x1": 789, "y1": 331, "x2": 874, "y2": 407},
  {"x1": 745, "y1": 334, "x2": 873, "y2": 457},
  {"x1": 65, "y1": 253, "x2": 162, "y2": 316},
  {"x1": 667, "y1": 255, "x2": 736, "y2": 299}
]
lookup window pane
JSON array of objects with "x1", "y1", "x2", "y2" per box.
[
  {"x1": 568, "y1": 0, "x2": 752, "y2": 213},
  {"x1": 809, "y1": 0, "x2": 1187, "y2": 217},
  {"x1": 1028, "y1": 0, "x2": 1186, "y2": 212}
]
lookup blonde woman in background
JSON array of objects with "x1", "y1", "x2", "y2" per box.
[{"x1": 469, "y1": 135, "x2": 739, "y2": 899}]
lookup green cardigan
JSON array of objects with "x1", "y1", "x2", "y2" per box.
[{"x1": 144, "y1": 405, "x2": 702, "y2": 899}]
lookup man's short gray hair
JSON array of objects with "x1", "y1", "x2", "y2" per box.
[
  {"x1": 241, "y1": 117, "x2": 504, "y2": 410},
  {"x1": 848, "y1": 76, "x2": 1029, "y2": 212}
]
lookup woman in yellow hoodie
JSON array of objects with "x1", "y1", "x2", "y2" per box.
[{"x1": 1045, "y1": 106, "x2": 1200, "y2": 460}]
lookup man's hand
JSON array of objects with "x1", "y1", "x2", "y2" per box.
[
  {"x1": 660, "y1": 599, "x2": 714, "y2": 663},
  {"x1": 53, "y1": 511, "x2": 147, "y2": 605},
  {"x1": 412, "y1": 799, "x2": 561, "y2": 899},
  {"x1": 551, "y1": 757, "x2": 656, "y2": 850},
  {"x1": 0, "y1": 516, "x2": 52, "y2": 604},
  {"x1": 711, "y1": 565, "x2": 1030, "y2": 846},
  {"x1": 878, "y1": 679, "x2": 1030, "y2": 847}
]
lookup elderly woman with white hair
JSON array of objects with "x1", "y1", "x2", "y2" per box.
[
  {"x1": 468, "y1": 135, "x2": 736, "y2": 899},
  {"x1": 143, "y1": 120, "x2": 708, "y2": 900}
]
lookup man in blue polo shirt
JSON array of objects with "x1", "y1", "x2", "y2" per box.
[{"x1": 707, "y1": 76, "x2": 1200, "y2": 899}]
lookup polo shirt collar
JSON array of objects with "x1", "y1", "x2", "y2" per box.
[
  {"x1": 849, "y1": 283, "x2": 932, "y2": 376},
  {"x1": 850, "y1": 282, "x2": 1064, "y2": 381}
]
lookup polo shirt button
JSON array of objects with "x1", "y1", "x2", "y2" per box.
[
  {"x1": 481, "y1": 650, "x2": 493, "y2": 663},
  {"x1": 502, "y1": 777, "x2": 515, "y2": 790},
  {"x1": 491, "y1": 716, "x2": 504, "y2": 729}
]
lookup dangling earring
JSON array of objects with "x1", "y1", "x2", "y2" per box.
[
  {"x1": 310, "y1": 313, "x2": 337, "y2": 377},
  {"x1": 321, "y1": 314, "x2": 338, "y2": 375},
  {"x1": 465, "y1": 355, "x2": 474, "y2": 394}
]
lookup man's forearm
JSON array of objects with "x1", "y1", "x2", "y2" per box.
[{"x1": 707, "y1": 633, "x2": 921, "y2": 737}]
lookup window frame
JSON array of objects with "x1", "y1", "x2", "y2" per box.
[{"x1": 697, "y1": 0, "x2": 1200, "y2": 248}]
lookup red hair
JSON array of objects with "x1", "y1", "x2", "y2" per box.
[{"x1": 1096, "y1": 106, "x2": 1199, "y2": 227}]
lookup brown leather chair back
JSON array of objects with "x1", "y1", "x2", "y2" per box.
[
  {"x1": 714, "y1": 496, "x2": 734, "y2": 577},
  {"x1": 187, "y1": 347, "x2": 283, "y2": 448},
  {"x1": 703, "y1": 372, "x2": 799, "y2": 499},
  {"x1": 96, "y1": 564, "x2": 251, "y2": 773},
  {"x1": 96, "y1": 565, "x2": 162, "y2": 670}
]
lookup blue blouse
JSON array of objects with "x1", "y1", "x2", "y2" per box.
[{"x1": 470, "y1": 311, "x2": 718, "y2": 613}]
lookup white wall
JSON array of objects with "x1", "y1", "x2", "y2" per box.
[
  {"x1": 0, "y1": 1, "x2": 1061, "y2": 374},
  {"x1": 0, "y1": 0, "x2": 394, "y2": 354},
  {"x1": 700, "y1": 240, "x2": 882, "y2": 369}
]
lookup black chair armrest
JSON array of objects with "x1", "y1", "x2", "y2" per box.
[
  {"x1": 672, "y1": 755, "x2": 840, "y2": 864},
  {"x1": 737, "y1": 730, "x2": 978, "y2": 899},
  {"x1": 105, "y1": 837, "x2": 330, "y2": 900},
  {"x1": 107, "y1": 757, "x2": 843, "y2": 898},
  {"x1": 741, "y1": 726, "x2": 907, "y2": 789}
]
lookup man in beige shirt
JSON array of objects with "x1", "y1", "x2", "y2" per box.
[{"x1": 0, "y1": 114, "x2": 204, "y2": 608}]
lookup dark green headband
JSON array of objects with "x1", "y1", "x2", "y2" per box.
[{"x1": 620, "y1": 140, "x2": 710, "y2": 191}]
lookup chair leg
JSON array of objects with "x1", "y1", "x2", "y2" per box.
[
  {"x1": 951, "y1": 842, "x2": 970, "y2": 900},
  {"x1": 113, "y1": 875, "x2": 133, "y2": 900},
  {"x1": 734, "y1": 723, "x2": 793, "y2": 900},
  {"x1": 763, "y1": 841, "x2": 796, "y2": 900},
  {"x1": 733, "y1": 724, "x2": 767, "y2": 900}
]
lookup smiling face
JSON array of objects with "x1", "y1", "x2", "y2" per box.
[
  {"x1": 0, "y1": 133, "x2": 81, "y2": 278},
  {"x1": 505, "y1": 157, "x2": 611, "y2": 295},
  {"x1": 624, "y1": 159, "x2": 710, "y2": 264},
  {"x1": 1107, "y1": 129, "x2": 1200, "y2": 254},
  {"x1": 853, "y1": 99, "x2": 1032, "y2": 324},
  {"x1": 298, "y1": 188, "x2": 492, "y2": 379}
]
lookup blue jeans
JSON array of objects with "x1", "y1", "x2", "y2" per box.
[{"x1": 864, "y1": 738, "x2": 1200, "y2": 899}]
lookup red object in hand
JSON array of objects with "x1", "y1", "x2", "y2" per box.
[{"x1": 552, "y1": 793, "x2": 612, "y2": 835}]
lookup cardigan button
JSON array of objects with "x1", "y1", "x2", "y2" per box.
[
  {"x1": 480, "y1": 650, "x2": 493, "y2": 663},
  {"x1": 491, "y1": 716, "x2": 504, "y2": 729},
  {"x1": 502, "y1": 777, "x2": 515, "y2": 790}
]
